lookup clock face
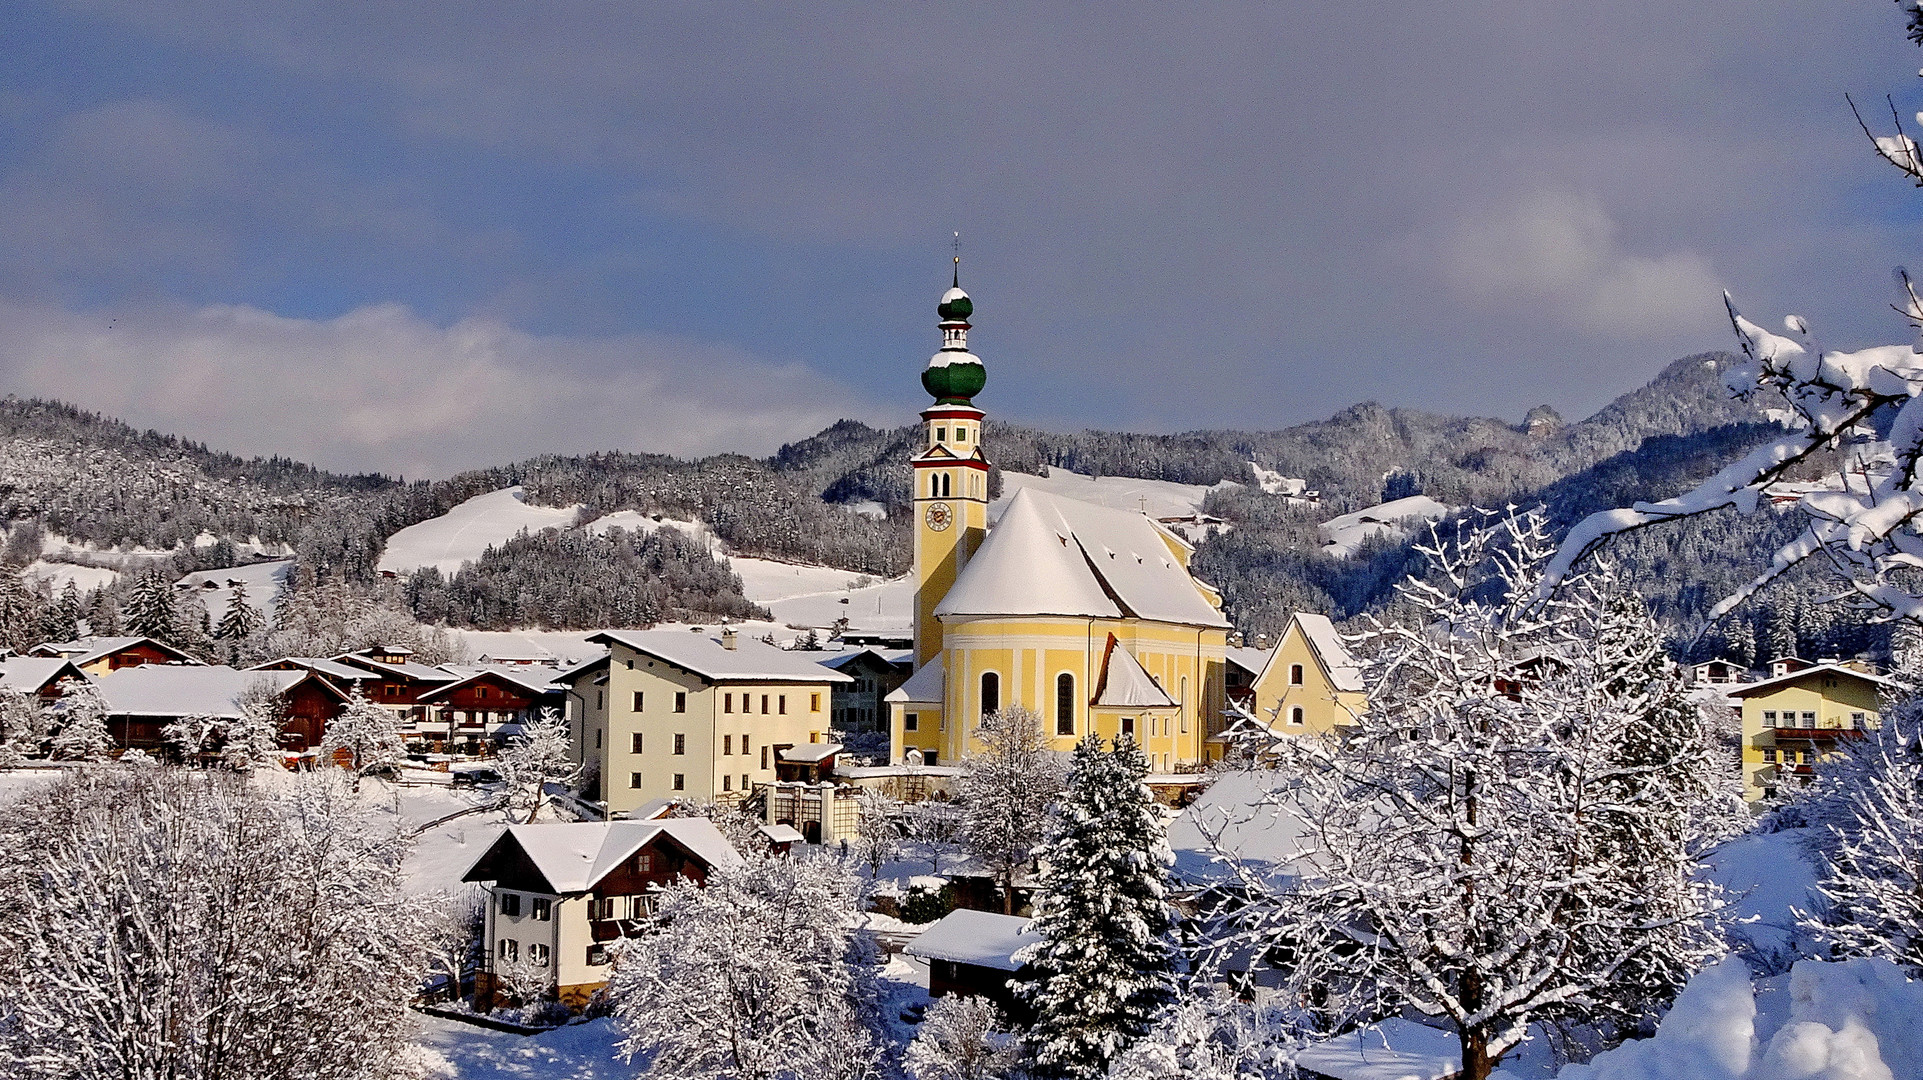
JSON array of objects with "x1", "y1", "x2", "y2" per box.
[{"x1": 924, "y1": 502, "x2": 953, "y2": 532}]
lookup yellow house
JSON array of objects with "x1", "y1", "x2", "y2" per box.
[
  {"x1": 887, "y1": 267, "x2": 1232, "y2": 778},
  {"x1": 561, "y1": 628, "x2": 851, "y2": 815},
  {"x1": 1728, "y1": 662, "x2": 1894, "y2": 802},
  {"x1": 1232, "y1": 613, "x2": 1368, "y2": 741}
]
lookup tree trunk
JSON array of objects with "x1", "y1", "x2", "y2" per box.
[
  {"x1": 1002, "y1": 871, "x2": 1015, "y2": 914},
  {"x1": 1460, "y1": 1024, "x2": 1492, "y2": 1080}
]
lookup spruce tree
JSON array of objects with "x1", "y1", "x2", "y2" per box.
[
  {"x1": 215, "y1": 582, "x2": 265, "y2": 644},
  {"x1": 122, "y1": 569, "x2": 178, "y2": 643},
  {"x1": 1019, "y1": 732, "x2": 1177, "y2": 1080}
]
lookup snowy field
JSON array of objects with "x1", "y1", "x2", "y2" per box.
[
  {"x1": 19, "y1": 559, "x2": 122, "y2": 591},
  {"x1": 174, "y1": 558, "x2": 294, "y2": 625},
  {"x1": 1318, "y1": 495, "x2": 1455, "y2": 558},
  {"x1": 415, "y1": 1016, "x2": 628, "y2": 1079},
  {"x1": 993, "y1": 468, "x2": 1228, "y2": 520},
  {"x1": 378, "y1": 487, "x2": 583, "y2": 577}
]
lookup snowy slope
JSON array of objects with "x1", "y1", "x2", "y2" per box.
[
  {"x1": 581, "y1": 511, "x2": 714, "y2": 545},
  {"x1": 1701, "y1": 828, "x2": 1825, "y2": 961},
  {"x1": 993, "y1": 468, "x2": 1230, "y2": 520},
  {"x1": 378, "y1": 487, "x2": 582, "y2": 577},
  {"x1": 174, "y1": 559, "x2": 294, "y2": 626},
  {"x1": 20, "y1": 561, "x2": 121, "y2": 591},
  {"x1": 1318, "y1": 495, "x2": 1455, "y2": 558},
  {"x1": 415, "y1": 1016, "x2": 627, "y2": 1079}
]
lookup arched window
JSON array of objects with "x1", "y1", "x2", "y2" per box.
[
  {"x1": 1289, "y1": 664, "x2": 1305, "y2": 686},
  {"x1": 980, "y1": 672, "x2": 1000, "y2": 720},
  {"x1": 941, "y1": 473, "x2": 952, "y2": 497},
  {"x1": 1290, "y1": 706, "x2": 1305, "y2": 726},
  {"x1": 1055, "y1": 673, "x2": 1076, "y2": 736}
]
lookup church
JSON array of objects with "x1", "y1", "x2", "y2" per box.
[{"x1": 886, "y1": 263, "x2": 1233, "y2": 776}]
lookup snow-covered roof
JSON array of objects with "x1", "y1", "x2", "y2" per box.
[
  {"x1": 1168, "y1": 769, "x2": 1318, "y2": 888},
  {"x1": 817, "y1": 648, "x2": 911, "y2": 672},
  {"x1": 262, "y1": 657, "x2": 377, "y2": 683},
  {"x1": 93, "y1": 665, "x2": 317, "y2": 719},
  {"x1": 1258, "y1": 613, "x2": 1365, "y2": 694},
  {"x1": 759, "y1": 823, "x2": 806, "y2": 844},
  {"x1": 1295, "y1": 1019, "x2": 1461, "y2": 1080},
  {"x1": 1726, "y1": 662, "x2": 1902, "y2": 698},
  {"x1": 587, "y1": 630, "x2": 853, "y2": 684},
  {"x1": 780, "y1": 742, "x2": 843, "y2": 764},
  {"x1": 330, "y1": 651, "x2": 458, "y2": 683},
  {"x1": 904, "y1": 909, "x2": 1043, "y2": 972},
  {"x1": 0, "y1": 656, "x2": 82, "y2": 695},
  {"x1": 936, "y1": 488, "x2": 1230, "y2": 628},
  {"x1": 419, "y1": 667, "x2": 564, "y2": 701},
  {"x1": 886, "y1": 656, "x2": 944, "y2": 704},
  {"x1": 32, "y1": 636, "x2": 198, "y2": 668},
  {"x1": 1094, "y1": 637, "x2": 1178, "y2": 709},
  {"x1": 1225, "y1": 645, "x2": 1273, "y2": 675},
  {"x1": 461, "y1": 819, "x2": 744, "y2": 895}
]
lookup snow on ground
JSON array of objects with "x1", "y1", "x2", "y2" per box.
[
  {"x1": 20, "y1": 560, "x2": 121, "y2": 591},
  {"x1": 379, "y1": 488, "x2": 583, "y2": 577},
  {"x1": 1702, "y1": 828, "x2": 1825, "y2": 962},
  {"x1": 0, "y1": 767, "x2": 63, "y2": 806},
  {"x1": 581, "y1": 511, "x2": 713, "y2": 546},
  {"x1": 174, "y1": 559, "x2": 294, "y2": 625},
  {"x1": 1318, "y1": 495, "x2": 1455, "y2": 558},
  {"x1": 993, "y1": 467, "x2": 1231, "y2": 520},
  {"x1": 1250, "y1": 462, "x2": 1313, "y2": 498},
  {"x1": 452, "y1": 630, "x2": 605, "y2": 665},
  {"x1": 415, "y1": 1016, "x2": 628, "y2": 1079},
  {"x1": 760, "y1": 571, "x2": 913, "y2": 631}
]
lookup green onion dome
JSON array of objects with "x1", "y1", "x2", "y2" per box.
[
  {"x1": 938, "y1": 286, "x2": 973, "y2": 322},
  {"x1": 923, "y1": 350, "x2": 986, "y2": 403}
]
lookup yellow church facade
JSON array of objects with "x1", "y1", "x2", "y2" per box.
[{"x1": 887, "y1": 266, "x2": 1232, "y2": 773}]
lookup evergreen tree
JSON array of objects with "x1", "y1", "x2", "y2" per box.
[
  {"x1": 0, "y1": 571, "x2": 39, "y2": 654},
  {"x1": 37, "y1": 581, "x2": 81, "y2": 645},
  {"x1": 122, "y1": 569, "x2": 178, "y2": 643},
  {"x1": 215, "y1": 581, "x2": 265, "y2": 644},
  {"x1": 1019, "y1": 733, "x2": 1178, "y2": 1080},
  {"x1": 48, "y1": 682, "x2": 112, "y2": 761}
]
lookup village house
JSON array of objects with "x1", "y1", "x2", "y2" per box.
[
  {"x1": 324, "y1": 645, "x2": 457, "y2": 740},
  {"x1": 885, "y1": 270, "x2": 1234, "y2": 785},
  {"x1": 90, "y1": 664, "x2": 349, "y2": 752},
  {"x1": 1227, "y1": 613, "x2": 1367, "y2": 740},
  {"x1": 418, "y1": 666, "x2": 568, "y2": 752},
  {"x1": 818, "y1": 648, "x2": 912, "y2": 736},
  {"x1": 460, "y1": 818, "x2": 743, "y2": 1008},
  {"x1": 1223, "y1": 637, "x2": 1273, "y2": 710},
  {"x1": 558, "y1": 628, "x2": 852, "y2": 815},
  {"x1": 1730, "y1": 661, "x2": 1898, "y2": 801},
  {"x1": 29, "y1": 635, "x2": 200, "y2": 676},
  {"x1": 904, "y1": 908, "x2": 1042, "y2": 1018},
  {"x1": 0, "y1": 655, "x2": 88, "y2": 700}
]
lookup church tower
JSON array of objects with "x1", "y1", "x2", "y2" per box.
[{"x1": 912, "y1": 258, "x2": 992, "y2": 666}]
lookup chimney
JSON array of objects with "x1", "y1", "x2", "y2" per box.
[
  {"x1": 1254, "y1": 633, "x2": 1271, "y2": 650},
  {"x1": 721, "y1": 627, "x2": 738, "y2": 651}
]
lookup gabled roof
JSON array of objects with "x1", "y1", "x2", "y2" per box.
[
  {"x1": 1168, "y1": 769, "x2": 1317, "y2": 888},
  {"x1": 459, "y1": 819, "x2": 743, "y2": 894},
  {"x1": 419, "y1": 667, "x2": 564, "y2": 702},
  {"x1": 1295, "y1": 1019, "x2": 1461, "y2": 1080},
  {"x1": 904, "y1": 909, "x2": 1043, "y2": 972},
  {"x1": 817, "y1": 648, "x2": 908, "y2": 673},
  {"x1": 587, "y1": 630, "x2": 852, "y2": 684},
  {"x1": 885, "y1": 655, "x2": 944, "y2": 704},
  {"x1": 0, "y1": 656, "x2": 84, "y2": 695},
  {"x1": 250, "y1": 657, "x2": 380, "y2": 683},
  {"x1": 92, "y1": 665, "x2": 334, "y2": 719},
  {"x1": 935, "y1": 488, "x2": 1230, "y2": 628},
  {"x1": 30, "y1": 636, "x2": 200, "y2": 668},
  {"x1": 329, "y1": 651, "x2": 459, "y2": 683},
  {"x1": 1225, "y1": 645, "x2": 1274, "y2": 677},
  {"x1": 1727, "y1": 662, "x2": 1902, "y2": 698},
  {"x1": 1257, "y1": 613, "x2": 1365, "y2": 694},
  {"x1": 1093, "y1": 635, "x2": 1178, "y2": 709}
]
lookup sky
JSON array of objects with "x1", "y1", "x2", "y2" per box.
[{"x1": 1, "y1": 2, "x2": 1920, "y2": 478}]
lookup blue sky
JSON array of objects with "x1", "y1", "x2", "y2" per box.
[{"x1": 0, "y1": 2, "x2": 1918, "y2": 476}]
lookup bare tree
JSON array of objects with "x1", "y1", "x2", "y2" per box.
[
  {"x1": 494, "y1": 707, "x2": 580, "y2": 823},
  {"x1": 959, "y1": 705, "x2": 1064, "y2": 914},
  {"x1": 321, "y1": 688, "x2": 408, "y2": 790}
]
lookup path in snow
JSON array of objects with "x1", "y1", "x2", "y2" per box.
[{"x1": 378, "y1": 487, "x2": 582, "y2": 577}]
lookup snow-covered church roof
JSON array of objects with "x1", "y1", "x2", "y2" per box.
[
  {"x1": 1093, "y1": 635, "x2": 1177, "y2": 709},
  {"x1": 934, "y1": 488, "x2": 1230, "y2": 628}
]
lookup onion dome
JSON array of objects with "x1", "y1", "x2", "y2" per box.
[
  {"x1": 938, "y1": 286, "x2": 973, "y2": 322},
  {"x1": 924, "y1": 349, "x2": 987, "y2": 403}
]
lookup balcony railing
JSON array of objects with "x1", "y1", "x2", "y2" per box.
[{"x1": 1770, "y1": 726, "x2": 1866, "y2": 742}]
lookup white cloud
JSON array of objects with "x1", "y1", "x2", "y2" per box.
[
  {"x1": 0, "y1": 299, "x2": 876, "y2": 477},
  {"x1": 1438, "y1": 190, "x2": 1723, "y2": 337}
]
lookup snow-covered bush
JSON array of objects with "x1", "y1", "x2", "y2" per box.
[
  {"x1": 1107, "y1": 985, "x2": 1303, "y2": 1080},
  {"x1": 1019, "y1": 733, "x2": 1179, "y2": 1080},
  {"x1": 48, "y1": 680, "x2": 112, "y2": 761},
  {"x1": 960, "y1": 705, "x2": 1064, "y2": 914},
  {"x1": 322, "y1": 688, "x2": 409, "y2": 789},
  {"x1": 0, "y1": 686, "x2": 48, "y2": 765},
  {"x1": 0, "y1": 767, "x2": 429, "y2": 1079},
  {"x1": 606, "y1": 851, "x2": 881, "y2": 1080},
  {"x1": 493, "y1": 707, "x2": 579, "y2": 822},
  {"x1": 852, "y1": 787, "x2": 904, "y2": 878},
  {"x1": 904, "y1": 996, "x2": 1024, "y2": 1080}
]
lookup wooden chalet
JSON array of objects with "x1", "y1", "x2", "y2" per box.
[
  {"x1": 29, "y1": 636, "x2": 201, "y2": 676},
  {"x1": 0, "y1": 656, "x2": 88, "y2": 700},
  {"x1": 904, "y1": 909, "x2": 1042, "y2": 1019},
  {"x1": 418, "y1": 666, "x2": 567, "y2": 751},
  {"x1": 91, "y1": 664, "x2": 349, "y2": 752}
]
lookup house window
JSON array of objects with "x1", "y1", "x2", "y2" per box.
[
  {"x1": 632, "y1": 691, "x2": 644, "y2": 712},
  {"x1": 631, "y1": 733, "x2": 644, "y2": 754},
  {"x1": 1763, "y1": 710, "x2": 1776, "y2": 725},
  {"x1": 634, "y1": 853, "x2": 653, "y2": 872},
  {"x1": 1763, "y1": 748, "x2": 1777, "y2": 762},
  {"x1": 981, "y1": 672, "x2": 1000, "y2": 719},
  {"x1": 1290, "y1": 706, "x2": 1305, "y2": 726},
  {"x1": 1056, "y1": 673, "x2": 1076, "y2": 736},
  {"x1": 725, "y1": 693, "x2": 733, "y2": 713},
  {"x1": 723, "y1": 735, "x2": 732, "y2": 755},
  {"x1": 532, "y1": 898, "x2": 551, "y2": 921},
  {"x1": 1802, "y1": 711, "x2": 1816, "y2": 728},
  {"x1": 674, "y1": 692, "x2": 686, "y2": 713},
  {"x1": 742, "y1": 773, "x2": 750, "y2": 790},
  {"x1": 778, "y1": 695, "x2": 787, "y2": 715},
  {"x1": 811, "y1": 692, "x2": 821, "y2": 712},
  {"x1": 761, "y1": 695, "x2": 770, "y2": 714},
  {"x1": 587, "y1": 944, "x2": 610, "y2": 966},
  {"x1": 924, "y1": 751, "x2": 938, "y2": 766},
  {"x1": 673, "y1": 733, "x2": 685, "y2": 755},
  {"x1": 761, "y1": 746, "x2": 769, "y2": 769},
  {"x1": 595, "y1": 730, "x2": 602, "y2": 749},
  {"x1": 500, "y1": 893, "x2": 521, "y2": 917},
  {"x1": 723, "y1": 775, "x2": 732, "y2": 792},
  {"x1": 1289, "y1": 664, "x2": 1304, "y2": 686},
  {"x1": 905, "y1": 712, "x2": 919, "y2": 732},
  {"x1": 672, "y1": 773, "x2": 685, "y2": 791},
  {"x1": 499, "y1": 939, "x2": 517, "y2": 962},
  {"x1": 596, "y1": 690, "x2": 603, "y2": 710},
  {"x1": 529, "y1": 943, "x2": 550, "y2": 967},
  {"x1": 629, "y1": 772, "x2": 643, "y2": 789},
  {"x1": 1121, "y1": 715, "x2": 1135, "y2": 736},
  {"x1": 1853, "y1": 712, "x2": 1867, "y2": 730},
  {"x1": 741, "y1": 735, "x2": 750, "y2": 758}
]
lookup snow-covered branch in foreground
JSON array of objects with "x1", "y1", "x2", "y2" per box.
[
  {"x1": 606, "y1": 851, "x2": 882, "y2": 1080},
  {"x1": 1541, "y1": 276, "x2": 1923, "y2": 625},
  {"x1": 0, "y1": 767, "x2": 430, "y2": 1080},
  {"x1": 1225, "y1": 512, "x2": 1739, "y2": 1080}
]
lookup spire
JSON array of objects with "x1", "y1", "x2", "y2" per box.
[{"x1": 925, "y1": 243, "x2": 985, "y2": 404}]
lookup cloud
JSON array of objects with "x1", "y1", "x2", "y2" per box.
[
  {"x1": 1436, "y1": 190, "x2": 1724, "y2": 337},
  {"x1": 0, "y1": 299, "x2": 876, "y2": 477}
]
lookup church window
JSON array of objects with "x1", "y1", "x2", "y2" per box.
[
  {"x1": 1290, "y1": 664, "x2": 1305, "y2": 686},
  {"x1": 1290, "y1": 706, "x2": 1305, "y2": 726},
  {"x1": 904, "y1": 712, "x2": 918, "y2": 732},
  {"x1": 956, "y1": 428, "x2": 967, "y2": 443},
  {"x1": 1056, "y1": 673, "x2": 1076, "y2": 736},
  {"x1": 980, "y1": 672, "x2": 999, "y2": 720},
  {"x1": 1121, "y1": 715, "x2": 1135, "y2": 736},
  {"x1": 936, "y1": 427, "x2": 947, "y2": 442},
  {"x1": 941, "y1": 473, "x2": 952, "y2": 497}
]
